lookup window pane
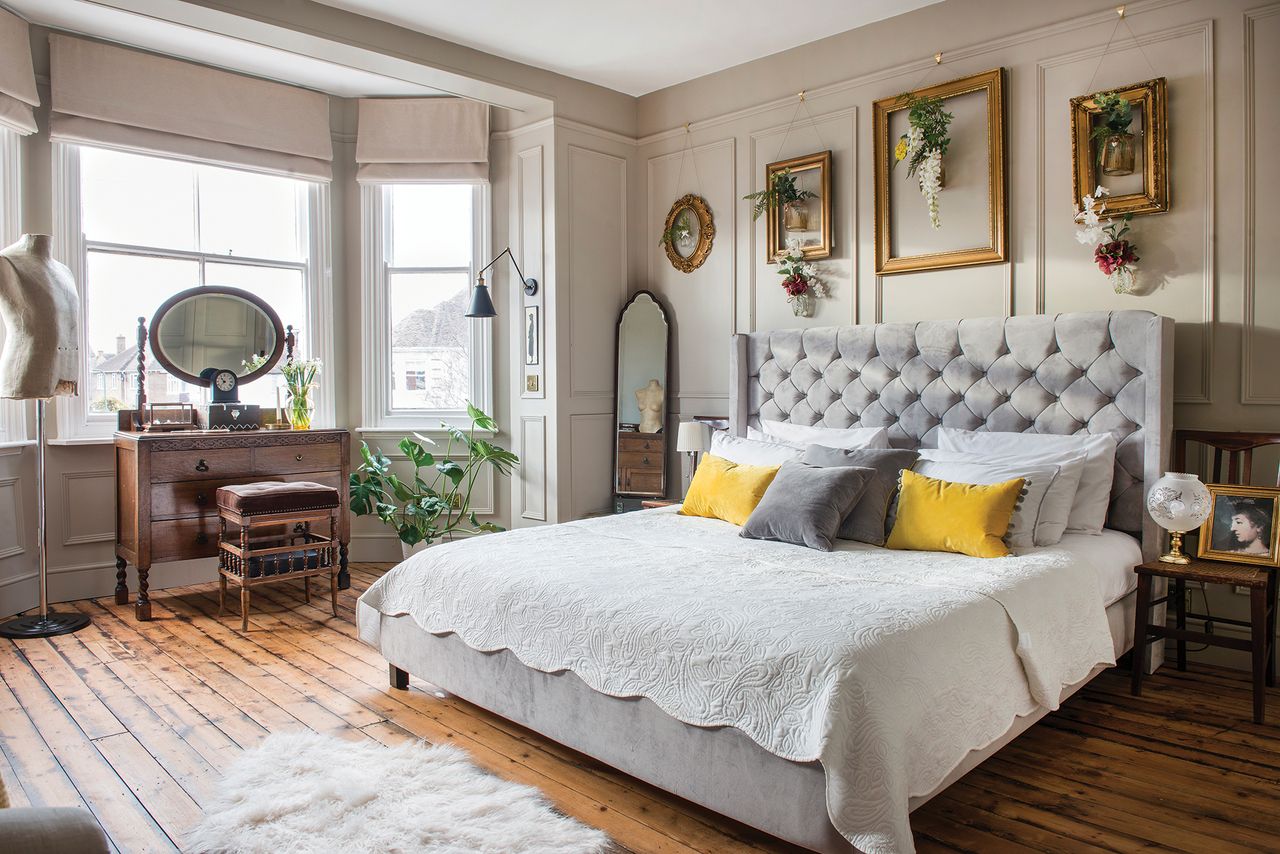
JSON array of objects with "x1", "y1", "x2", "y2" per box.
[
  {"x1": 205, "y1": 263, "x2": 306, "y2": 410},
  {"x1": 85, "y1": 251, "x2": 199, "y2": 414},
  {"x1": 389, "y1": 184, "x2": 473, "y2": 268},
  {"x1": 81, "y1": 147, "x2": 196, "y2": 250},
  {"x1": 390, "y1": 272, "x2": 470, "y2": 410},
  {"x1": 198, "y1": 165, "x2": 304, "y2": 261}
]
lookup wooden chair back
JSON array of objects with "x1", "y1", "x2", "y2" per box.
[{"x1": 1172, "y1": 429, "x2": 1280, "y2": 486}]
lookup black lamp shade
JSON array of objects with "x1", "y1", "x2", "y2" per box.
[{"x1": 465, "y1": 282, "x2": 497, "y2": 318}]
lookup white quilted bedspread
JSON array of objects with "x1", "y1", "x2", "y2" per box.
[{"x1": 359, "y1": 507, "x2": 1117, "y2": 854}]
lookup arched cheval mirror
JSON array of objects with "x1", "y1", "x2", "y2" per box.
[{"x1": 614, "y1": 291, "x2": 670, "y2": 502}]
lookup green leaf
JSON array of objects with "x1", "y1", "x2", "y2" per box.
[
  {"x1": 398, "y1": 437, "x2": 435, "y2": 469},
  {"x1": 435, "y1": 460, "x2": 465, "y2": 485}
]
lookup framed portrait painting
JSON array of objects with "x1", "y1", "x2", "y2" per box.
[
  {"x1": 1195, "y1": 484, "x2": 1280, "y2": 567},
  {"x1": 873, "y1": 67, "x2": 1007, "y2": 274}
]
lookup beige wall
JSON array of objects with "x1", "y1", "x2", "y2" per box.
[{"x1": 632, "y1": 0, "x2": 1280, "y2": 664}]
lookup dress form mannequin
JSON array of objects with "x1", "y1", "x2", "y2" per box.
[
  {"x1": 0, "y1": 234, "x2": 89, "y2": 639},
  {"x1": 635, "y1": 379, "x2": 664, "y2": 434}
]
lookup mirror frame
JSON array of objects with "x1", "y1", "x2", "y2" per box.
[
  {"x1": 662, "y1": 194, "x2": 715, "y2": 273},
  {"x1": 613, "y1": 289, "x2": 672, "y2": 499},
  {"x1": 148, "y1": 285, "x2": 285, "y2": 387}
]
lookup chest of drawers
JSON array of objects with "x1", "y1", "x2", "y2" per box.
[
  {"x1": 615, "y1": 431, "x2": 665, "y2": 497},
  {"x1": 114, "y1": 429, "x2": 350, "y2": 620}
]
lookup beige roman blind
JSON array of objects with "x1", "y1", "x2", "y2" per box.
[
  {"x1": 49, "y1": 35, "x2": 333, "y2": 181},
  {"x1": 355, "y1": 98, "x2": 489, "y2": 183},
  {"x1": 0, "y1": 9, "x2": 39, "y2": 135}
]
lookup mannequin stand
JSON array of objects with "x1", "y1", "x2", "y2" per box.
[{"x1": 0, "y1": 399, "x2": 90, "y2": 639}]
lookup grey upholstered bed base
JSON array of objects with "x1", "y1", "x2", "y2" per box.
[{"x1": 364, "y1": 593, "x2": 1136, "y2": 854}]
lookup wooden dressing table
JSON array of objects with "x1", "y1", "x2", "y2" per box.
[{"x1": 114, "y1": 428, "x2": 350, "y2": 620}]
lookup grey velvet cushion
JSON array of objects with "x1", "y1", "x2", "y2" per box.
[
  {"x1": 802, "y1": 445, "x2": 920, "y2": 546},
  {"x1": 741, "y1": 461, "x2": 873, "y2": 551}
]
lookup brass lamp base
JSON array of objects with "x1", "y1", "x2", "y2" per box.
[{"x1": 1158, "y1": 530, "x2": 1192, "y2": 564}]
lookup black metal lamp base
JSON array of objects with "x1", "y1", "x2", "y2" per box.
[{"x1": 0, "y1": 611, "x2": 91, "y2": 639}]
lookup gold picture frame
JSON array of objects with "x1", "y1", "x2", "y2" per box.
[
  {"x1": 764, "y1": 150, "x2": 832, "y2": 262},
  {"x1": 1195, "y1": 483, "x2": 1280, "y2": 567},
  {"x1": 1070, "y1": 77, "x2": 1169, "y2": 219},
  {"x1": 873, "y1": 68, "x2": 1007, "y2": 275},
  {"x1": 662, "y1": 194, "x2": 715, "y2": 273}
]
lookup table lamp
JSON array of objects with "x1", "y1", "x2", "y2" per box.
[
  {"x1": 1146, "y1": 472, "x2": 1212, "y2": 564},
  {"x1": 676, "y1": 421, "x2": 710, "y2": 485}
]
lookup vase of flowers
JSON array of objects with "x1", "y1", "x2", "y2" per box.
[
  {"x1": 1090, "y1": 91, "x2": 1136, "y2": 176},
  {"x1": 659, "y1": 208, "x2": 695, "y2": 252},
  {"x1": 281, "y1": 357, "x2": 320, "y2": 430},
  {"x1": 774, "y1": 239, "x2": 827, "y2": 317},
  {"x1": 893, "y1": 92, "x2": 952, "y2": 229},
  {"x1": 1075, "y1": 186, "x2": 1140, "y2": 294},
  {"x1": 743, "y1": 169, "x2": 818, "y2": 228}
]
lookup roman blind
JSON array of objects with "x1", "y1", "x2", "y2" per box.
[
  {"x1": 355, "y1": 98, "x2": 489, "y2": 183},
  {"x1": 0, "y1": 9, "x2": 39, "y2": 135},
  {"x1": 49, "y1": 35, "x2": 333, "y2": 181}
]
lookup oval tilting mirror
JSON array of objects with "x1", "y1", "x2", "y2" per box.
[
  {"x1": 662, "y1": 194, "x2": 714, "y2": 274},
  {"x1": 150, "y1": 286, "x2": 284, "y2": 387},
  {"x1": 614, "y1": 291, "x2": 670, "y2": 499}
]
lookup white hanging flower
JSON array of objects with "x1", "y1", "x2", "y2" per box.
[{"x1": 1074, "y1": 191, "x2": 1108, "y2": 245}]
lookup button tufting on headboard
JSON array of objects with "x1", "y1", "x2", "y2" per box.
[{"x1": 729, "y1": 311, "x2": 1173, "y2": 558}]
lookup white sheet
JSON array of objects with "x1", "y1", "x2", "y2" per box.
[
  {"x1": 1053, "y1": 529, "x2": 1142, "y2": 608},
  {"x1": 359, "y1": 508, "x2": 1118, "y2": 854}
]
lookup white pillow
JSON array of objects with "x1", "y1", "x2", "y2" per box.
[
  {"x1": 760, "y1": 419, "x2": 890, "y2": 451},
  {"x1": 914, "y1": 449, "x2": 1072, "y2": 549},
  {"x1": 710, "y1": 431, "x2": 803, "y2": 467},
  {"x1": 746, "y1": 425, "x2": 797, "y2": 446},
  {"x1": 937, "y1": 427, "x2": 1117, "y2": 534}
]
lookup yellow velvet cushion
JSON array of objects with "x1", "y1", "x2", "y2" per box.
[
  {"x1": 886, "y1": 469, "x2": 1024, "y2": 558},
  {"x1": 678, "y1": 454, "x2": 781, "y2": 526}
]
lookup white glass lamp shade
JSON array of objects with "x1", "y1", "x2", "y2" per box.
[
  {"x1": 675, "y1": 421, "x2": 710, "y2": 453},
  {"x1": 1146, "y1": 472, "x2": 1212, "y2": 532}
]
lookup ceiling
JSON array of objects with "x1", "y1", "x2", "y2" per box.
[{"x1": 312, "y1": 0, "x2": 944, "y2": 96}]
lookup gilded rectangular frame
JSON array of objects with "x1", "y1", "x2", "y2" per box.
[
  {"x1": 765, "y1": 150, "x2": 832, "y2": 262},
  {"x1": 1195, "y1": 483, "x2": 1280, "y2": 568},
  {"x1": 873, "y1": 68, "x2": 1007, "y2": 275},
  {"x1": 1070, "y1": 77, "x2": 1169, "y2": 219}
]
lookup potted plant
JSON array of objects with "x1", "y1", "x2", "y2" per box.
[
  {"x1": 893, "y1": 92, "x2": 952, "y2": 229},
  {"x1": 743, "y1": 169, "x2": 818, "y2": 231},
  {"x1": 773, "y1": 239, "x2": 828, "y2": 317},
  {"x1": 1090, "y1": 91, "x2": 1135, "y2": 176},
  {"x1": 349, "y1": 403, "x2": 519, "y2": 558}
]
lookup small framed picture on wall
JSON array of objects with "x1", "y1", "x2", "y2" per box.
[
  {"x1": 762, "y1": 150, "x2": 831, "y2": 262},
  {"x1": 524, "y1": 306, "x2": 539, "y2": 366},
  {"x1": 1195, "y1": 484, "x2": 1280, "y2": 567}
]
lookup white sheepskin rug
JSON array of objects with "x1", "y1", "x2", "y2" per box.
[{"x1": 186, "y1": 731, "x2": 610, "y2": 854}]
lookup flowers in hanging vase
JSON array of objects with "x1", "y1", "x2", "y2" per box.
[
  {"x1": 1075, "y1": 187, "x2": 1140, "y2": 294},
  {"x1": 1089, "y1": 91, "x2": 1136, "y2": 175},
  {"x1": 280, "y1": 357, "x2": 321, "y2": 430},
  {"x1": 659, "y1": 209, "x2": 694, "y2": 251},
  {"x1": 773, "y1": 239, "x2": 828, "y2": 317},
  {"x1": 893, "y1": 92, "x2": 952, "y2": 229}
]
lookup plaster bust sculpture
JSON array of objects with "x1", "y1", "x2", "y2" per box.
[
  {"x1": 635, "y1": 378, "x2": 664, "y2": 434},
  {"x1": 0, "y1": 234, "x2": 80, "y2": 399}
]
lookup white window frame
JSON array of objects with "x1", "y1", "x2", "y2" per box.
[
  {"x1": 0, "y1": 128, "x2": 28, "y2": 446},
  {"x1": 51, "y1": 142, "x2": 335, "y2": 443},
  {"x1": 359, "y1": 182, "x2": 492, "y2": 433}
]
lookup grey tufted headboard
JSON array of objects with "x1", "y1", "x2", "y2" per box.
[{"x1": 729, "y1": 310, "x2": 1173, "y2": 559}]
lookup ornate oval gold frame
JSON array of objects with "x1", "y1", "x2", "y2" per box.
[{"x1": 662, "y1": 194, "x2": 715, "y2": 273}]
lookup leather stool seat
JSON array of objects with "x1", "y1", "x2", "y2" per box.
[{"x1": 216, "y1": 481, "x2": 340, "y2": 516}]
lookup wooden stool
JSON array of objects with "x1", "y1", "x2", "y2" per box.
[
  {"x1": 1131, "y1": 558, "x2": 1277, "y2": 724},
  {"x1": 215, "y1": 481, "x2": 341, "y2": 631}
]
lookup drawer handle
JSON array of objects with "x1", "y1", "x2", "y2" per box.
[
  {"x1": 642, "y1": 456, "x2": 650, "y2": 465},
  {"x1": 195, "y1": 459, "x2": 209, "y2": 472},
  {"x1": 195, "y1": 532, "x2": 209, "y2": 545},
  {"x1": 195, "y1": 493, "x2": 208, "y2": 506},
  {"x1": 295, "y1": 454, "x2": 304, "y2": 462},
  {"x1": 643, "y1": 441, "x2": 651, "y2": 449}
]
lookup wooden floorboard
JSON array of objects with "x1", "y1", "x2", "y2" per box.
[{"x1": 2, "y1": 564, "x2": 1278, "y2": 854}]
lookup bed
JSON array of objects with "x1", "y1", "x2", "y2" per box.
[{"x1": 358, "y1": 310, "x2": 1173, "y2": 854}]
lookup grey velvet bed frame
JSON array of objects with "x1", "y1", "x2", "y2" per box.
[{"x1": 360, "y1": 310, "x2": 1174, "y2": 854}]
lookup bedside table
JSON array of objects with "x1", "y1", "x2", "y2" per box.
[
  {"x1": 1131, "y1": 558, "x2": 1277, "y2": 723},
  {"x1": 641, "y1": 500, "x2": 678, "y2": 509}
]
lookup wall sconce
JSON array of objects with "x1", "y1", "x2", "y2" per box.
[{"x1": 467, "y1": 247, "x2": 539, "y2": 318}]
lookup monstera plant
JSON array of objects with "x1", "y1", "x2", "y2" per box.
[{"x1": 349, "y1": 404, "x2": 518, "y2": 556}]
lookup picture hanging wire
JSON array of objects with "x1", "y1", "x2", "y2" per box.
[
  {"x1": 902, "y1": 50, "x2": 944, "y2": 98},
  {"x1": 1084, "y1": 5, "x2": 1159, "y2": 96},
  {"x1": 773, "y1": 88, "x2": 828, "y2": 163},
  {"x1": 670, "y1": 121, "x2": 704, "y2": 201}
]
